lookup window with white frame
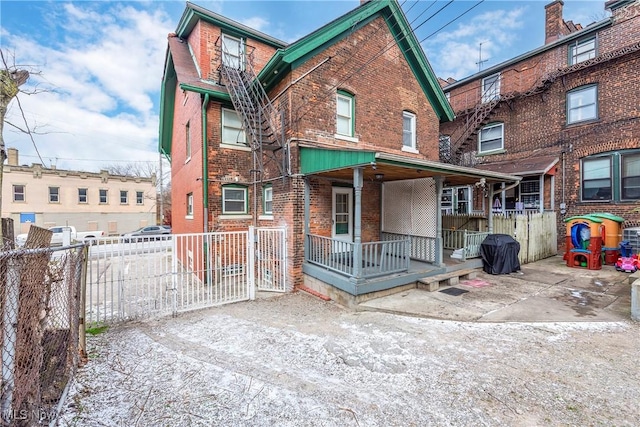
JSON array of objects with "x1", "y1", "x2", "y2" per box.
[
  {"x1": 78, "y1": 188, "x2": 88, "y2": 204},
  {"x1": 136, "y1": 191, "x2": 144, "y2": 205},
  {"x1": 582, "y1": 156, "x2": 611, "y2": 201},
  {"x1": 519, "y1": 179, "x2": 540, "y2": 209},
  {"x1": 13, "y1": 185, "x2": 25, "y2": 202},
  {"x1": 336, "y1": 91, "x2": 354, "y2": 137},
  {"x1": 478, "y1": 123, "x2": 503, "y2": 154},
  {"x1": 221, "y1": 34, "x2": 244, "y2": 69},
  {"x1": 439, "y1": 135, "x2": 451, "y2": 162},
  {"x1": 49, "y1": 187, "x2": 60, "y2": 203},
  {"x1": 120, "y1": 190, "x2": 128, "y2": 204},
  {"x1": 567, "y1": 85, "x2": 597, "y2": 124},
  {"x1": 481, "y1": 73, "x2": 500, "y2": 103},
  {"x1": 186, "y1": 193, "x2": 194, "y2": 216},
  {"x1": 222, "y1": 186, "x2": 247, "y2": 214},
  {"x1": 222, "y1": 108, "x2": 246, "y2": 145},
  {"x1": 263, "y1": 186, "x2": 273, "y2": 215},
  {"x1": 569, "y1": 37, "x2": 596, "y2": 65},
  {"x1": 185, "y1": 121, "x2": 191, "y2": 161},
  {"x1": 99, "y1": 189, "x2": 108, "y2": 204},
  {"x1": 402, "y1": 111, "x2": 416, "y2": 150},
  {"x1": 622, "y1": 152, "x2": 640, "y2": 200}
]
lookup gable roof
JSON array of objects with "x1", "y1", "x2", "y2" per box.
[
  {"x1": 258, "y1": 0, "x2": 454, "y2": 122},
  {"x1": 160, "y1": 0, "x2": 454, "y2": 157}
]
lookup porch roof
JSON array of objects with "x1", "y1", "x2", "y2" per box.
[
  {"x1": 475, "y1": 155, "x2": 559, "y2": 176},
  {"x1": 299, "y1": 147, "x2": 522, "y2": 186}
]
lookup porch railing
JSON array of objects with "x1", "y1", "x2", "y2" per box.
[
  {"x1": 305, "y1": 234, "x2": 410, "y2": 279},
  {"x1": 381, "y1": 232, "x2": 437, "y2": 263},
  {"x1": 443, "y1": 229, "x2": 490, "y2": 261}
]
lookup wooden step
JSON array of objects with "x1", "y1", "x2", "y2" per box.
[{"x1": 417, "y1": 268, "x2": 479, "y2": 292}]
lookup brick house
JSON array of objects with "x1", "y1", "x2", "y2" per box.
[
  {"x1": 439, "y1": 0, "x2": 640, "y2": 247},
  {"x1": 160, "y1": 0, "x2": 521, "y2": 299}
]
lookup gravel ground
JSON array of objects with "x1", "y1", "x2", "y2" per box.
[{"x1": 59, "y1": 292, "x2": 640, "y2": 426}]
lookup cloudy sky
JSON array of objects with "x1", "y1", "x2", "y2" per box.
[{"x1": 1, "y1": 0, "x2": 607, "y2": 172}]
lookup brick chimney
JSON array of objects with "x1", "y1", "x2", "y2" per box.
[
  {"x1": 545, "y1": 0, "x2": 565, "y2": 44},
  {"x1": 7, "y1": 148, "x2": 18, "y2": 166}
]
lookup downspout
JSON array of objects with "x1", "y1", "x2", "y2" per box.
[
  {"x1": 202, "y1": 93, "x2": 210, "y2": 233},
  {"x1": 202, "y1": 94, "x2": 210, "y2": 286}
]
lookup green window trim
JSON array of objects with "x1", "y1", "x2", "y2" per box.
[
  {"x1": 580, "y1": 149, "x2": 640, "y2": 202},
  {"x1": 567, "y1": 84, "x2": 598, "y2": 125},
  {"x1": 336, "y1": 90, "x2": 355, "y2": 137},
  {"x1": 568, "y1": 36, "x2": 597, "y2": 65},
  {"x1": 263, "y1": 185, "x2": 273, "y2": 215},
  {"x1": 222, "y1": 184, "x2": 249, "y2": 215},
  {"x1": 478, "y1": 122, "x2": 504, "y2": 154}
]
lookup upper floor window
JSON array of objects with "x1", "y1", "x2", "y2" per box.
[
  {"x1": 221, "y1": 34, "x2": 244, "y2": 70},
  {"x1": 478, "y1": 123, "x2": 503, "y2": 154},
  {"x1": 481, "y1": 73, "x2": 500, "y2": 103},
  {"x1": 567, "y1": 85, "x2": 597, "y2": 124},
  {"x1": 13, "y1": 185, "x2": 25, "y2": 202},
  {"x1": 569, "y1": 37, "x2": 596, "y2": 65},
  {"x1": 136, "y1": 191, "x2": 144, "y2": 205},
  {"x1": 439, "y1": 135, "x2": 451, "y2": 162},
  {"x1": 222, "y1": 185, "x2": 248, "y2": 214},
  {"x1": 222, "y1": 108, "x2": 246, "y2": 145},
  {"x1": 622, "y1": 152, "x2": 640, "y2": 200},
  {"x1": 263, "y1": 186, "x2": 273, "y2": 215},
  {"x1": 402, "y1": 111, "x2": 417, "y2": 151},
  {"x1": 582, "y1": 156, "x2": 611, "y2": 201},
  {"x1": 186, "y1": 192, "x2": 194, "y2": 217},
  {"x1": 49, "y1": 187, "x2": 60, "y2": 203},
  {"x1": 120, "y1": 190, "x2": 128, "y2": 204},
  {"x1": 336, "y1": 91, "x2": 354, "y2": 137},
  {"x1": 78, "y1": 188, "x2": 88, "y2": 204},
  {"x1": 185, "y1": 121, "x2": 191, "y2": 162},
  {"x1": 99, "y1": 189, "x2": 108, "y2": 204}
]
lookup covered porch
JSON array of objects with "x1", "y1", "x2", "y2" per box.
[{"x1": 300, "y1": 147, "x2": 521, "y2": 297}]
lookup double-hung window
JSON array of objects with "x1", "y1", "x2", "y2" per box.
[
  {"x1": 13, "y1": 185, "x2": 25, "y2": 202},
  {"x1": 222, "y1": 108, "x2": 246, "y2": 146},
  {"x1": 136, "y1": 191, "x2": 144, "y2": 205},
  {"x1": 481, "y1": 73, "x2": 500, "y2": 103},
  {"x1": 78, "y1": 188, "x2": 88, "y2": 204},
  {"x1": 622, "y1": 152, "x2": 640, "y2": 200},
  {"x1": 567, "y1": 85, "x2": 597, "y2": 124},
  {"x1": 186, "y1": 193, "x2": 193, "y2": 216},
  {"x1": 222, "y1": 186, "x2": 248, "y2": 214},
  {"x1": 569, "y1": 37, "x2": 596, "y2": 65},
  {"x1": 221, "y1": 34, "x2": 244, "y2": 70},
  {"x1": 99, "y1": 189, "x2": 108, "y2": 204},
  {"x1": 336, "y1": 91, "x2": 354, "y2": 137},
  {"x1": 478, "y1": 123, "x2": 503, "y2": 154},
  {"x1": 120, "y1": 190, "x2": 128, "y2": 204},
  {"x1": 49, "y1": 187, "x2": 60, "y2": 203},
  {"x1": 582, "y1": 156, "x2": 611, "y2": 201},
  {"x1": 263, "y1": 186, "x2": 273, "y2": 215},
  {"x1": 402, "y1": 111, "x2": 416, "y2": 151}
]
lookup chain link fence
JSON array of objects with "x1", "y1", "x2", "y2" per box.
[{"x1": 1, "y1": 244, "x2": 87, "y2": 426}]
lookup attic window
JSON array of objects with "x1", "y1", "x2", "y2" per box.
[
  {"x1": 221, "y1": 34, "x2": 244, "y2": 70},
  {"x1": 569, "y1": 37, "x2": 596, "y2": 65}
]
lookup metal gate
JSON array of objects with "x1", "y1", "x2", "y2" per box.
[{"x1": 86, "y1": 227, "x2": 287, "y2": 324}]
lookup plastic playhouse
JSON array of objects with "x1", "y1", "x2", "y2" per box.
[
  {"x1": 563, "y1": 215, "x2": 603, "y2": 270},
  {"x1": 591, "y1": 213, "x2": 625, "y2": 265}
]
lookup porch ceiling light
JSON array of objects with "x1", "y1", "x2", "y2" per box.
[{"x1": 375, "y1": 173, "x2": 384, "y2": 180}]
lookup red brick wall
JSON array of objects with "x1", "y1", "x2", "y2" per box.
[{"x1": 170, "y1": 87, "x2": 204, "y2": 235}]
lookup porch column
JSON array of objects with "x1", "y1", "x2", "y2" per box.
[
  {"x1": 304, "y1": 178, "x2": 310, "y2": 262},
  {"x1": 488, "y1": 185, "x2": 494, "y2": 234},
  {"x1": 435, "y1": 176, "x2": 445, "y2": 267},
  {"x1": 539, "y1": 175, "x2": 545, "y2": 213},
  {"x1": 353, "y1": 168, "x2": 363, "y2": 278}
]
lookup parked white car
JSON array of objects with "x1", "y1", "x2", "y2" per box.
[
  {"x1": 16, "y1": 226, "x2": 104, "y2": 247},
  {"x1": 121, "y1": 225, "x2": 172, "y2": 243}
]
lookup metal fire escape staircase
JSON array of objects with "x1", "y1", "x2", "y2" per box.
[
  {"x1": 445, "y1": 40, "x2": 640, "y2": 166},
  {"x1": 217, "y1": 43, "x2": 286, "y2": 177}
]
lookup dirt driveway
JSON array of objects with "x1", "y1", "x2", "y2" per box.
[{"x1": 60, "y1": 291, "x2": 639, "y2": 426}]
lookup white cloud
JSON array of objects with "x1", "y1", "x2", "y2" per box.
[
  {"x1": 3, "y1": 2, "x2": 173, "y2": 172},
  {"x1": 424, "y1": 6, "x2": 528, "y2": 80},
  {"x1": 240, "y1": 17, "x2": 270, "y2": 33}
]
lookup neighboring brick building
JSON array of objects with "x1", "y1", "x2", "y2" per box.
[
  {"x1": 160, "y1": 0, "x2": 521, "y2": 296},
  {"x1": 2, "y1": 148, "x2": 157, "y2": 236},
  {"x1": 439, "y1": 0, "x2": 640, "y2": 245}
]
